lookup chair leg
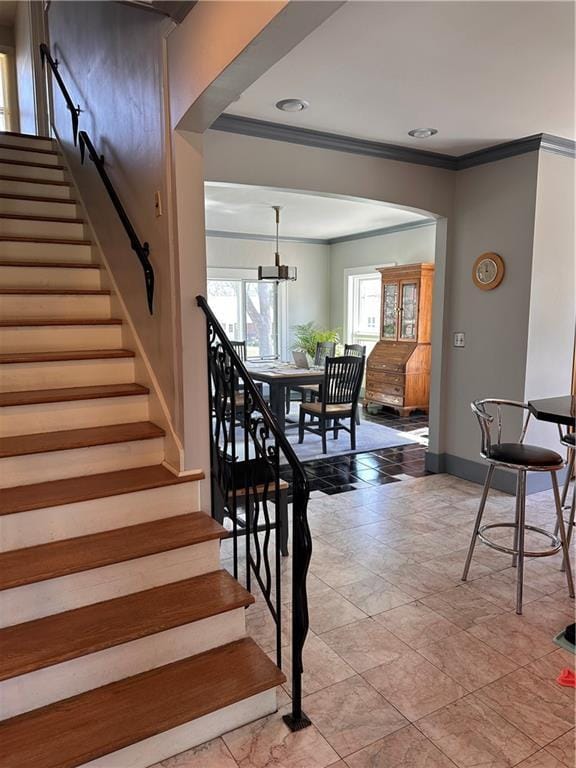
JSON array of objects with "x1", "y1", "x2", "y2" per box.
[
  {"x1": 350, "y1": 413, "x2": 357, "y2": 451},
  {"x1": 512, "y1": 472, "x2": 522, "y2": 568},
  {"x1": 462, "y1": 464, "x2": 495, "y2": 581},
  {"x1": 298, "y1": 408, "x2": 305, "y2": 444},
  {"x1": 515, "y1": 470, "x2": 526, "y2": 615},
  {"x1": 321, "y1": 418, "x2": 327, "y2": 454},
  {"x1": 551, "y1": 471, "x2": 575, "y2": 597},
  {"x1": 333, "y1": 419, "x2": 339, "y2": 440},
  {"x1": 561, "y1": 450, "x2": 575, "y2": 508}
]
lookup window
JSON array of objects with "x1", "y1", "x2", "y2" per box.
[
  {"x1": 208, "y1": 278, "x2": 279, "y2": 359},
  {"x1": 0, "y1": 53, "x2": 13, "y2": 132},
  {"x1": 347, "y1": 272, "x2": 381, "y2": 356}
]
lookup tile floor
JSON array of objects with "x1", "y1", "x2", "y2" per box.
[{"x1": 154, "y1": 471, "x2": 575, "y2": 768}]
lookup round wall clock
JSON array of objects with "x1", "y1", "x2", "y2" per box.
[{"x1": 473, "y1": 252, "x2": 505, "y2": 291}]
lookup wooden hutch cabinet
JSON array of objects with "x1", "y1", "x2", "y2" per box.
[{"x1": 365, "y1": 263, "x2": 434, "y2": 415}]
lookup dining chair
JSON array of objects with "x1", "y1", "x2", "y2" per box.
[
  {"x1": 298, "y1": 355, "x2": 365, "y2": 454},
  {"x1": 230, "y1": 340, "x2": 247, "y2": 361},
  {"x1": 462, "y1": 398, "x2": 574, "y2": 614},
  {"x1": 286, "y1": 340, "x2": 337, "y2": 413},
  {"x1": 556, "y1": 430, "x2": 575, "y2": 568},
  {"x1": 344, "y1": 343, "x2": 366, "y2": 357}
]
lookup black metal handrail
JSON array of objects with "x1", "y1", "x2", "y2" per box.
[
  {"x1": 197, "y1": 294, "x2": 313, "y2": 731},
  {"x1": 40, "y1": 44, "x2": 155, "y2": 314}
]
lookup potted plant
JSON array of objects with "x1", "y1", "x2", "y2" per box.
[{"x1": 292, "y1": 322, "x2": 341, "y2": 362}]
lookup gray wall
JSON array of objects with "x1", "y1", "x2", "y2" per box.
[
  {"x1": 0, "y1": 25, "x2": 14, "y2": 47},
  {"x1": 47, "y1": 1, "x2": 180, "y2": 423}
]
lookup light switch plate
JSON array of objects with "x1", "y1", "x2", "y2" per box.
[
  {"x1": 453, "y1": 332, "x2": 465, "y2": 348},
  {"x1": 154, "y1": 191, "x2": 162, "y2": 217}
]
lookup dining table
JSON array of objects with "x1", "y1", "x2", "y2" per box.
[
  {"x1": 528, "y1": 395, "x2": 576, "y2": 430},
  {"x1": 245, "y1": 361, "x2": 324, "y2": 432}
]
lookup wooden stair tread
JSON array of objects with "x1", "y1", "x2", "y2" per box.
[
  {"x1": 0, "y1": 288, "x2": 109, "y2": 295},
  {"x1": 0, "y1": 259, "x2": 98, "y2": 268},
  {"x1": 0, "y1": 383, "x2": 149, "y2": 407},
  {"x1": 0, "y1": 569, "x2": 250, "y2": 679},
  {"x1": 0, "y1": 213, "x2": 84, "y2": 223},
  {"x1": 0, "y1": 193, "x2": 76, "y2": 204},
  {"x1": 0, "y1": 175, "x2": 70, "y2": 187},
  {"x1": 0, "y1": 132, "x2": 54, "y2": 143},
  {"x1": 0, "y1": 464, "x2": 203, "y2": 515},
  {"x1": 0, "y1": 638, "x2": 284, "y2": 768},
  {"x1": 0, "y1": 142, "x2": 59, "y2": 156},
  {"x1": 0, "y1": 318, "x2": 122, "y2": 327},
  {"x1": 0, "y1": 511, "x2": 222, "y2": 591},
  {"x1": 0, "y1": 349, "x2": 135, "y2": 364},
  {"x1": 0, "y1": 421, "x2": 165, "y2": 459},
  {"x1": 0, "y1": 236, "x2": 92, "y2": 244},
  {"x1": 0, "y1": 158, "x2": 64, "y2": 170}
]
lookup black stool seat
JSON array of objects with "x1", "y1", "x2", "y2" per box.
[
  {"x1": 562, "y1": 433, "x2": 576, "y2": 447},
  {"x1": 487, "y1": 443, "x2": 563, "y2": 467}
]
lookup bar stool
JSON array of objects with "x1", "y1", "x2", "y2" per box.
[
  {"x1": 462, "y1": 399, "x2": 574, "y2": 615},
  {"x1": 557, "y1": 431, "x2": 575, "y2": 564}
]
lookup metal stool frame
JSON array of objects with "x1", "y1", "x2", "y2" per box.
[{"x1": 462, "y1": 399, "x2": 574, "y2": 614}]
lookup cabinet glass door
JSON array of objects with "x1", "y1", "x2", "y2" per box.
[
  {"x1": 399, "y1": 281, "x2": 418, "y2": 340},
  {"x1": 381, "y1": 282, "x2": 399, "y2": 339}
]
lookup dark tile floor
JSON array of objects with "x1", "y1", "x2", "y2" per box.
[{"x1": 281, "y1": 409, "x2": 430, "y2": 496}]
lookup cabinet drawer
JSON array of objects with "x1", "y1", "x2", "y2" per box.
[
  {"x1": 367, "y1": 371, "x2": 404, "y2": 387},
  {"x1": 365, "y1": 390, "x2": 404, "y2": 407},
  {"x1": 369, "y1": 361, "x2": 405, "y2": 373}
]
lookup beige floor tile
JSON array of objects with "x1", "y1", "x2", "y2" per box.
[
  {"x1": 420, "y1": 585, "x2": 506, "y2": 629},
  {"x1": 545, "y1": 730, "x2": 575, "y2": 767},
  {"x1": 320, "y1": 617, "x2": 411, "y2": 673},
  {"x1": 417, "y1": 694, "x2": 539, "y2": 768},
  {"x1": 520, "y1": 595, "x2": 576, "y2": 635},
  {"x1": 362, "y1": 649, "x2": 466, "y2": 721},
  {"x1": 468, "y1": 611, "x2": 557, "y2": 665},
  {"x1": 377, "y1": 563, "x2": 459, "y2": 599},
  {"x1": 344, "y1": 724, "x2": 457, "y2": 767},
  {"x1": 421, "y1": 548, "x2": 494, "y2": 581},
  {"x1": 302, "y1": 675, "x2": 408, "y2": 757},
  {"x1": 516, "y1": 751, "x2": 567, "y2": 768},
  {"x1": 526, "y1": 649, "x2": 576, "y2": 685},
  {"x1": 156, "y1": 738, "x2": 238, "y2": 767},
  {"x1": 310, "y1": 557, "x2": 376, "y2": 590},
  {"x1": 307, "y1": 590, "x2": 367, "y2": 634},
  {"x1": 417, "y1": 630, "x2": 518, "y2": 691},
  {"x1": 336, "y1": 575, "x2": 414, "y2": 615},
  {"x1": 223, "y1": 706, "x2": 339, "y2": 768},
  {"x1": 464, "y1": 570, "x2": 546, "y2": 611},
  {"x1": 373, "y1": 601, "x2": 461, "y2": 649},
  {"x1": 278, "y1": 634, "x2": 355, "y2": 697},
  {"x1": 475, "y1": 668, "x2": 575, "y2": 747}
]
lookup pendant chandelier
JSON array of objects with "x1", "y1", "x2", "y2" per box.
[{"x1": 258, "y1": 206, "x2": 297, "y2": 282}]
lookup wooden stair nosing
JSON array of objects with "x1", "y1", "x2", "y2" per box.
[
  {"x1": 0, "y1": 193, "x2": 76, "y2": 204},
  {"x1": 0, "y1": 569, "x2": 251, "y2": 680},
  {"x1": 0, "y1": 260, "x2": 98, "y2": 268},
  {"x1": 0, "y1": 512, "x2": 226, "y2": 593},
  {"x1": 0, "y1": 174, "x2": 70, "y2": 187},
  {"x1": 0, "y1": 158, "x2": 65, "y2": 170},
  {"x1": 0, "y1": 142, "x2": 59, "y2": 156},
  {"x1": 0, "y1": 236, "x2": 92, "y2": 245},
  {"x1": 0, "y1": 464, "x2": 204, "y2": 516},
  {"x1": 0, "y1": 288, "x2": 109, "y2": 296},
  {"x1": 0, "y1": 638, "x2": 285, "y2": 768},
  {"x1": 0, "y1": 349, "x2": 135, "y2": 365},
  {"x1": 0, "y1": 318, "x2": 122, "y2": 327},
  {"x1": 0, "y1": 421, "x2": 165, "y2": 459},
  {"x1": 0, "y1": 213, "x2": 85, "y2": 224},
  {"x1": 0, "y1": 383, "x2": 149, "y2": 408},
  {"x1": 0, "y1": 131, "x2": 54, "y2": 142}
]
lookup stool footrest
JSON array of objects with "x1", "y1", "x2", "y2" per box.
[{"x1": 478, "y1": 522, "x2": 562, "y2": 558}]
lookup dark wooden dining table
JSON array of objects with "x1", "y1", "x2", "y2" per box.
[
  {"x1": 528, "y1": 395, "x2": 576, "y2": 429},
  {"x1": 245, "y1": 362, "x2": 324, "y2": 432}
]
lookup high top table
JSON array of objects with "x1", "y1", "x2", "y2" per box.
[{"x1": 528, "y1": 395, "x2": 576, "y2": 429}]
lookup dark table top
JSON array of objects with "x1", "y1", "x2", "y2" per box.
[{"x1": 528, "y1": 395, "x2": 576, "y2": 428}]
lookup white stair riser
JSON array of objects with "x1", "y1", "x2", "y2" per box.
[
  {"x1": 0, "y1": 324, "x2": 122, "y2": 353},
  {"x1": 80, "y1": 691, "x2": 277, "y2": 768},
  {"x1": 1, "y1": 217, "x2": 86, "y2": 239},
  {"x1": 0, "y1": 147, "x2": 61, "y2": 166},
  {"x1": 0, "y1": 481, "x2": 201, "y2": 551},
  {"x1": 0, "y1": 540, "x2": 220, "y2": 626},
  {"x1": 0, "y1": 240, "x2": 93, "y2": 262},
  {"x1": 0, "y1": 435, "x2": 164, "y2": 488},
  {"x1": 0, "y1": 394, "x2": 149, "y2": 437},
  {"x1": 0, "y1": 293, "x2": 111, "y2": 319},
  {"x1": 0, "y1": 264, "x2": 101, "y2": 289},
  {"x1": 0, "y1": 197, "x2": 80, "y2": 218},
  {"x1": 0, "y1": 357, "x2": 136, "y2": 393},
  {"x1": 0, "y1": 161, "x2": 66, "y2": 182},
  {"x1": 0, "y1": 178, "x2": 72, "y2": 199},
  {"x1": 1, "y1": 609, "x2": 246, "y2": 718},
  {"x1": 0, "y1": 135, "x2": 56, "y2": 151}
]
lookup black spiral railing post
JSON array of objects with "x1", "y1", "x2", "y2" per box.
[{"x1": 197, "y1": 294, "x2": 312, "y2": 731}]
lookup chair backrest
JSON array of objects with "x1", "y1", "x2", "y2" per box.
[
  {"x1": 323, "y1": 355, "x2": 365, "y2": 406},
  {"x1": 471, "y1": 398, "x2": 531, "y2": 455},
  {"x1": 344, "y1": 343, "x2": 366, "y2": 357},
  {"x1": 314, "y1": 341, "x2": 336, "y2": 367},
  {"x1": 230, "y1": 340, "x2": 247, "y2": 361}
]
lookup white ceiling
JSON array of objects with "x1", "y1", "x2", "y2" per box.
[
  {"x1": 226, "y1": 1, "x2": 575, "y2": 155},
  {"x1": 205, "y1": 184, "x2": 429, "y2": 239}
]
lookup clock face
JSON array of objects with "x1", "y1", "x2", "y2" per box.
[
  {"x1": 473, "y1": 252, "x2": 505, "y2": 290},
  {"x1": 476, "y1": 258, "x2": 498, "y2": 284}
]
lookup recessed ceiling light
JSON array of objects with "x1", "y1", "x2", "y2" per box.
[
  {"x1": 276, "y1": 98, "x2": 309, "y2": 113},
  {"x1": 408, "y1": 128, "x2": 438, "y2": 139}
]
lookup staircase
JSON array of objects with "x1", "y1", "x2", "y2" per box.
[{"x1": 0, "y1": 132, "x2": 284, "y2": 768}]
